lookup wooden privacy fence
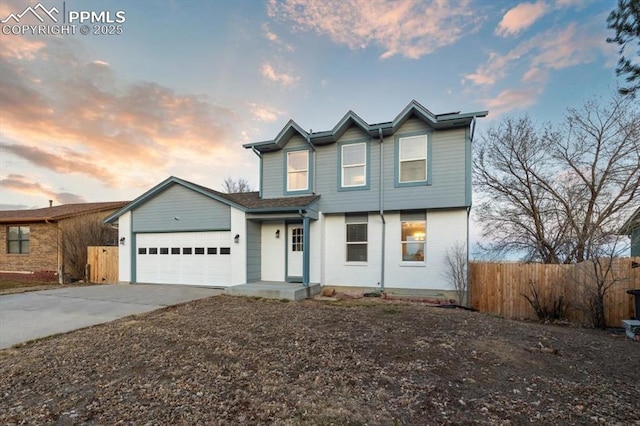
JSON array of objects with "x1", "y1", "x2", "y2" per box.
[
  {"x1": 86, "y1": 246, "x2": 118, "y2": 284},
  {"x1": 469, "y1": 257, "x2": 640, "y2": 327}
]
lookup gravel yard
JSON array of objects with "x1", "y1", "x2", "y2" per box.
[{"x1": 1, "y1": 295, "x2": 638, "y2": 425}]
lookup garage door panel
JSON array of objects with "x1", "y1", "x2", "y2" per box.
[{"x1": 136, "y1": 232, "x2": 232, "y2": 286}]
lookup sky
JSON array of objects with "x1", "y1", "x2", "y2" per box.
[{"x1": 0, "y1": 0, "x2": 621, "y2": 212}]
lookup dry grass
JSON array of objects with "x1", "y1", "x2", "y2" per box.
[{"x1": 1, "y1": 295, "x2": 638, "y2": 425}]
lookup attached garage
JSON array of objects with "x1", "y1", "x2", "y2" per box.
[
  {"x1": 136, "y1": 231, "x2": 232, "y2": 286},
  {"x1": 105, "y1": 176, "x2": 320, "y2": 288}
]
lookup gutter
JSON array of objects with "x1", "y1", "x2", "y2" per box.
[
  {"x1": 298, "y1": 208, "x2": 310, "y2": 287},
  {"x1": 45, "y1": 219, "x2": 64, "y2": 285},
  {"x1": 251, "y1": 147, "x2": 263, "y2": 198},
  {"x1": 305, "y1": 131, "x2": 317, "y2": 194},
  {"x1": 378, "y1": 128, "x2": 386, "y2": 292}
]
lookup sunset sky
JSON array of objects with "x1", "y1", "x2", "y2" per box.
[{"x1": 0, "y1": 0, "x2": 620, "y2": 211}]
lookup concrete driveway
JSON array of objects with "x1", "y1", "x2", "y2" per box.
[{"x1": 0, "y1": 284, "x2": 222, "y2": 349}]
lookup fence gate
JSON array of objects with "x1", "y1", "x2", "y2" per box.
[{"x1": 87, "y1": 246, "x2": 118, "y2": 284}]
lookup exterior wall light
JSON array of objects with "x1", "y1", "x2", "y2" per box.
[
  {"x1": 119, "y1": 237, "x2": 126, "y2": 245},
  {"x1": 234, "y1": 234, "x2": 240, "y2": 243},
  {"x1": 275, "y1": 229, "x2": 280, "y2": 238}
]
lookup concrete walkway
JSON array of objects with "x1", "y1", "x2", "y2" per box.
[{"x1": 0, "y1": 284, "x2": 222, "y2": 349}]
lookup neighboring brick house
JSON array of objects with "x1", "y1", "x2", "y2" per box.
[{"x1": 1, "y1": 202, "x2": 128, "y2": 280}]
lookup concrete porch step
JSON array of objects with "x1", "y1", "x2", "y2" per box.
[{"x1": 224, "y1": 282, "x2": 321, "y2": 301}]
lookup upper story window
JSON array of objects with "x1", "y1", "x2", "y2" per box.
[
  {"x1": 341, "y1": 142, "x2": 366, "y2": 188},
  {"x1": 398, "y1": 135, "x2": 427, "y2": 184},
  {"x1": 287, "y1": 150, "x2": 309, "y2": 192},
  {"x1": 7, "y1": 226, "x2": 29, "y2": 254}
]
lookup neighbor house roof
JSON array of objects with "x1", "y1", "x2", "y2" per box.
[
  {"x1": 104, "y1": 176, "x2": 320, "y2": 224},
  {"x1": 243, "y1": 99, "x2": 489, "y2": 153},
  {"x1": 619, "y1": 207, "x2": 640, "y2": 235},
  {"x1": 0, "y1": 201, "x2": 130, "y2": 224}
]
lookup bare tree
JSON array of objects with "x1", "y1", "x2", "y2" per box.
[
  {"x1": 442, "y1": 241, "x2": 468, "y2": 306},
  {"x1": 222, "y1": 177, "x2": 253, "y2": 193},
  {"x1": 474, "y1": 92, "x2": 640, "y2": 264},
  {"x1": 607, "y1": 0, "x2": 640, "y2": 96},
  {"x1": 570, "y1": 238, "x2": 630, "y2": 329},
  {"x1": 60, "y1": 213, "x2": 118, "y2": 281}
]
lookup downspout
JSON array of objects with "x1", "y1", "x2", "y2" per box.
[
  {"x1": 470, "y1": 117, "x2": 477, "y2": 143},
  {"x1": 298, "y1": 209, "x2": 310, "y2": 287},
  {"x1": 46, "y1": 219, "x2": 64, "y2": 284},
  {"x1": 251, "y1": 147, "x2": 263, "y2": 198},
  {"x1": 305, "y1": 131, "x2": 317, "y2": 194},
  {"x1": 378, "y1": 127, "x2": 386, "y2": 292},
  {"x1": 466, "y1": 206, "x2": 471, "y2": 307},
  {"x1": 465, "y1": 117, "x2": 477, "y2": 307}
]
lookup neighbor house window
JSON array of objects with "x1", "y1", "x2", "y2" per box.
[
  {"x1": 7, "y1": 226, "x2": 30, "y2": 254},
  {"x1": 346, "y1": 214, "x2": 367, "y2": 262},
  {"x1": 341, "y1": 142, "x2": 366, "y2": 188},
  {"x1": 287, "y1": 150, "x2": 309, "y2": 192},
  {"x1": 398, "y1": 135, "x2": 427, "y2": 183},
  {"x1": 401, "y1": 212, "x2": 426, "y2": 262}
]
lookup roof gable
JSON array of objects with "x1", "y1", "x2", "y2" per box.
[
  {"x1": 104, "y1": 176, "x2": 321, "y2": 223},
  {"x1": 244, "y1": 100, "x2": 488, "y2": 152},
  {"x1": 620, "y1": 207, "x2": 640, "y2": 235},
  {"x1": 104, "y1": 176, "x2": 245, "y2": 223}
]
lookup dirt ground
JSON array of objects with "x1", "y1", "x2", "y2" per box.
[
  {"x1": 1, "y1": 295, "x2": 638, "y2": 425},
  {"x1": 0, "y1": 274, "x2": 93, "y2": 295}
]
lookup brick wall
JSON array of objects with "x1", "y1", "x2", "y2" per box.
[{"x1": 0, "y1": 222, "x2": 59, "y2": 273}]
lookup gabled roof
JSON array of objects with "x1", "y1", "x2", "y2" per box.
[
  {"x1": 0, "y1": 201, "x2": 129, "y2": 224},
  {"x1": 620, "y1": 207, "x2": 640, "y2": 235},
  {"x1": 244, "y1": 99, "x2": 488, "y2": 153},
  {"x1": 104, "y1": 176, "x2": 320, "y2": 223}
]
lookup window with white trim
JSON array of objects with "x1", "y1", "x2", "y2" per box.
[
  {"x1": 287, "y1": 150, "x2": 309, "y2": 191},
  {"x1": 341, "y1": 142, "x2": 366, "y2": 187},
  {"x1": 346, "y1": 214, "x2": 367, "y2": 262},
  {"x1": 7, "y1": 226, "x2": 29, "y2": 254},
  {"x1": 401, "y1": 219, "x2": 426, "y2": 262},
  {"x1": 399, "y1": 135, "x2": 427, "y2": 183}
]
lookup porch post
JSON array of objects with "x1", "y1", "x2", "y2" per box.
[{"x1": 302, "y1": 215, "x2": 310, "y2": 287}]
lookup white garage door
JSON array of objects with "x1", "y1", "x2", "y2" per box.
[{"x1": 136, "y1": 232, "x2": 232, "y2": 286}]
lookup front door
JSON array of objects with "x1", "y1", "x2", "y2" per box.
[{"x1": 287, "y1": 224, "x2": 303, "y2": 281}]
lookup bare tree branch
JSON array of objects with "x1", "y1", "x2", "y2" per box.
[
  {"x1": 474, "y1": 92, "x2": 640, "y2": 264},
  {"x1": 222, "y1": 177, "x2": 253, "y2": 193}
]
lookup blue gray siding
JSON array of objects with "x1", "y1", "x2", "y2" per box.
[
  {"x1": 381, "y1": 120, "x2": 467, "y2": 211},
  {"x1": 131, "y1": 183, "x2": 231, "y2": 232},
  {"x1": 315, "y1": 127, "x2": 380, "y2": 213},
  {"x1": 259, "y1": 118, "x2": 469, "y2": 212},
  {"x1": 246, "y1": 220, "x2": 261, "y2": 282},
  {"x1": 262, "y1": 135, "x2": 309, "y2": 199},
  {"x1": 632, "y1": 228, "x2": 640, "y2": 257}
]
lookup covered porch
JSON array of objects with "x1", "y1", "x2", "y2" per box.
[{"x1": 225, "y1": 281, "x2": 321, "y2": 301}]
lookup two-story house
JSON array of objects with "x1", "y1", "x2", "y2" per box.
[{"x1": 105, "y1": 100, "x2": 487, "y2": 297}]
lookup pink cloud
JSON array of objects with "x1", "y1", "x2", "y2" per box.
[
  {"x1": 261, "y1": 62, "x2": 299, "y2": 87},
  {"x1": 496, "y1": 1, "x2": 548, "y2": 37},
  {"x1": 0, "y1": 36, "x2": 241, "y2": 190},
  {"x1": 248, "y1": 102, "x2": 284, "y2": 122},
  {"x1": 483, "y1": 86, "x2": 542, "y2": 116},
  {"x1": 0, "y1": 174, "x2": 86, "y2": 205},
  {"x1": 267, "y1": 0, "x2": 483, "y2": 59}
]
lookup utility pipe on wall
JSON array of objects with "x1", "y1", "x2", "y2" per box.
[
  {"x1": 378, "y1": 127, "x2": 386, "y2": 291},
  {"x1": 305, "y1": 131, "x2": 317, "y2": 194}
]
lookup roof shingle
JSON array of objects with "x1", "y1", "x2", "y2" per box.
[{"x1": 0, "y1": 201, "x2": 129, "y2": 223}]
